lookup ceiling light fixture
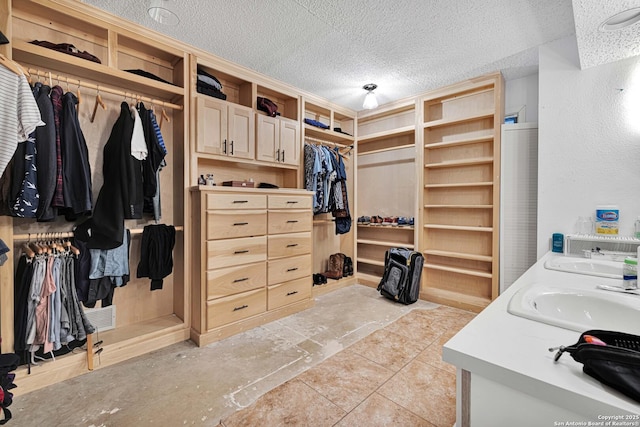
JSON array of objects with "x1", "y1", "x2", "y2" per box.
[
  {"x1": 599, "y1": 7, "x2": 640, "y2": 32},
  {"x1": 148, "y1": 0, "x2": 180, "y2": 26},
  {"x1": 362, "y1": 83, "x2": 378, "y2": 110}
]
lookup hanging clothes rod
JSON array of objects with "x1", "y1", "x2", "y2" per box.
[
  {"x1": 12, "y1": 225, "x2": 184, "y2": 242},
  {"x1": 27, "y1": 68, "x2": 184, "y2": 111},
  {"x1": 304, "y1": 135, "x2": 353, "y2": 149}
]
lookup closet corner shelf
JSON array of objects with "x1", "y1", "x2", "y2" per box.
[
  {"x1": 423, "y1": 204, "x2": 493, "y2": 209},
  {"x1": 357, "y1": 239, "x2": 415, "y2": 249},
  {"x1": 423, "y1": 109, "x2": 494, "y2": 129},
  {"x1": 355, "y1": 272, "x2": 382, "y2": 286},
  {"x1": 12, "y1": 39, "x2": 185, "y2": 99},
  {"x1": 304, "y1": 125, "x2": 354, "y2": 143},
  {"x1": 424, "y1": 262, "x2": 493, "y2": 279},
  {"x1": 424, "y1": 224, "x2": 493, "y2": 232},
  {"x1": 358, "y1": 125, "x2": 415, "y2": 143},
  {"x1": 425, "y1": 157, "x2": 493, "y2": 169},
  {"x1": 424, "y1": 182, "x2": 493, "y2": 189},
  {"x1": 424, "y1": 134, "x2": 494, "y2": 149},
  {"x1": 422, "y1": 249, "x2": 493, "y2": 262}
]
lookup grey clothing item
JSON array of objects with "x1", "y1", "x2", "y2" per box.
[
  {"x1": 89, "y1": 228, "x2": 130, "y2": 286},
  {"x1": 49, "y1": 256, "x2": 62, "y2": 351},
  {"x1": 25, "y1": 257, "x2": 46, "y2": 347}
]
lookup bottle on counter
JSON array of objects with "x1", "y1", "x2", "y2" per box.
[{"x1": 623, "y1": 257, "x2": 637, "y2": 289}]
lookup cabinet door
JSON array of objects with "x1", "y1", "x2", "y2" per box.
[
  {"x1": 279, "y1": 118, "x2": 300, "y2": 166},
  {"x1": 228, "y1": 105, "x2": 255, "y2": 160},
  {"x1": 256, "y1": 114, "x2": 279, "y2": 163},
  {"x1": 196, "y1": 96, "x2": 227, "y2": 155}
]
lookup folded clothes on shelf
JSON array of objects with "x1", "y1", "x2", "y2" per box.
[
  {"x1": 304, "y1": 118, "x2": 329, "y2": 129},
  {"x1": 30, "y1": 40, "x2": 101, "y2": 63}
]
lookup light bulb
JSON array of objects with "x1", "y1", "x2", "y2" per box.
[{"x1": 363, "y1": 91, "x2": 378, "y2": 109}]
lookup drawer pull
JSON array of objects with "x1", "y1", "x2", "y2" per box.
[
  {"x1": 286, "y1": 200, "x2": 299, "y2": 204},
  {"x1": 286, "y1": 267, "x2": 298, "y2": 272},
  {"x1": 233, "y1": 304, "x2": 248, "y2": 311},
  {"x1": 286, "y1": 220, "x2": 299, "y2": 223},
  {"x1": 234, "y1": 250, "x2": 249, "y2": 254},
  {"x1": 233, "y1": 200, "x2": 249, "y2": 204},
  {"x1": 233, "y1": 222, "x2": 249, "y2": 226},
  {"x1": 233, "y1": 277, "x2": 249, "y2": 283},
  {"x1": 286, "y1": 291, "x2": 299, "y2": 296},
  {"x1": 286, "y1": 244, "x2": 298, "y2": 247}
]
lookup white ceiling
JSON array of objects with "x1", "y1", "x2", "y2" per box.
[{"x1": 80, "y1": 0, "x2": 640, "y2": 111}]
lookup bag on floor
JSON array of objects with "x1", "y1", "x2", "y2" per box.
[{"x1": 377, "y1": 247, "x2": 423, "y2": 305}]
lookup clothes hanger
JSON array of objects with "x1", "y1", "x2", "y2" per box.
[
  {"x1": 0, "y1": 54, "x2": 23, "y2": 75},
  {"x1": 90, "y1": 85, "x2": 106, "y2": 123},
  {"x1": 160, "y1": 106, "x2": 170, "y2": 130},
  {"x1": 22, "y1": 234, "x2": 35, "y2": 259},
  {"x1": 76, "y1": 81, "x2": 82, "y2": 112}
]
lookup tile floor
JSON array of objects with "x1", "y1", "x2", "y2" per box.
[{"x1": 11, "y1": 284, "x2": 474, "y2": 426}]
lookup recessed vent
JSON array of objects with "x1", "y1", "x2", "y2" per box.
[{"x1": 83, "y1": 305, "x2": 116, "y2": 332}]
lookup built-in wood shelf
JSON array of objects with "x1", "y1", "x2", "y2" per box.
[
  {"x1": 425, "y1": 157, "x2": 493, "y2": 169},
  {"x1": 358, "y1": 144, "x2": 415, "y2": 156},
  {"x1": 424, "y1": 204, "x2": 493, "y2": 209},
  {"x1": 356, "y1": 257, "x2": 385, "y2": 267},
  {"x1": 423, "y1": 249, "x2": 493, "y2": 262},
  {"x1": 424, "y1": 263, "x2": 492, "y2": 279},
  {"x1": 358, "y1": 125, "x2": 415, "y2": 143},
  {"x1": 424, "y1": 134, "x2": 494, "y2": 149},
  {"x1": 424, "y1": 224, "x2": 493, "y2": 232},
  {"x1": 423, "y1": 109, "x2": 494, "y2": 129},
  {"x1": 357, "y1": 239, "x2": 414, "y2": 249},
  {"x1": 425, "y1": 182, "x2": 493, "y2": 188}
]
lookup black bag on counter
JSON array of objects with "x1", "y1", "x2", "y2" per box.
[{"x1": 553, "y1": 329, "x2": 640, "y2": 403}]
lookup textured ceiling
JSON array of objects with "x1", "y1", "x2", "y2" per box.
[{"x1": 79, "y1": 0, "x2": 640, "y2": 111}]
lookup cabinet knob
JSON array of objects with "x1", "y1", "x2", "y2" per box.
[
  {"x1": 276, "y1": 148, "x2": 280, "y2": 162},
  {"x1": 223, "y1": 139, "x2": 227, "y2": 154},
  {"x1": 233, "y1": 222, "x2": 249, "y2": 226},
  {"x1": 230, "y1": 140, "x2": 234, "y2": 155},
  {"x1": 233, "y1": 200, "x2": 248, "y2": 204},
  {"x1": 286, "y1": 220, "x2": 298, "y2": 223},
  {"x1": 234, "y1": 250, "x2": 249, "y2": 254},
  {"x1": 281, "y1": 150, "x2": 285, "y2": 162},
  {"x1": 286, "y1": 291, "x2": 298, "y2": 296},
  {"x1": 286, "y1": 243, "x2": 298, "y2": 247},
  {"x1": 286, "y1": 267, "x2": 298, "y2": 272},
  {"x1": 286, "y1": 201, "x2": 299, "y2": 204},
  {"x1": 233, "y1": 304, "x2": 248, "y2": 311},
  {"x1": 233, "y1": 277, "x2": 249, "y2": 283}
]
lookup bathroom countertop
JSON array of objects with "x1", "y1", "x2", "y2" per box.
[{"x1": 443, "y1": 251, "x2": 640, "y2": 418}]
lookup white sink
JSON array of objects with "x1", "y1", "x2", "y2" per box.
[
  {"x1": 507, "y1": 283, "x2": 640, "y2": 334},
  {"x1": 544, "y1": 256, "x2": 623, "y2": 279}
]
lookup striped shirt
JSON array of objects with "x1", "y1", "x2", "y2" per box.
[{"x1": 0, "y1": 66, "x2": 43, "y2": 177}]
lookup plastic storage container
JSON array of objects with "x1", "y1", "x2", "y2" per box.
[{"x1": 623, "y1": 257, "x2": 637, "y2": 289}]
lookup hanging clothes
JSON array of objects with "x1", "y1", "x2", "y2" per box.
[
  {"x1": 61, "y1": 91, "x2": 92, "y2": 219},
  {"x1": 50, "y1": 85, "x2": 65, "y2": 208},
  {"x1": 138, "y1": 103, "x2": 166, "y2": 222},
  {"x1": 85, "y1": 102, "x2": 138, "y2": 249},
  {"x1": 137, "y1": 224, "x2": 176, "y2": 290},
  {"x1": 33, "y1": 83, "x2": 57, "y2": 222},
  {"x1": 0, "y1": 65, "x2": 43, "y2": 179}
]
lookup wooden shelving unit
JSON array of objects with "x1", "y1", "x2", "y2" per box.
[
  {"x1": 2, "y1": 0, "x2": 191, "y2": 395},
  {"x1": 302, "y1": 97, "x2": 358, "y2": 294},
  {"x1": 420, "y1": 72, "x2": 504, "y2": 312},
  {"x1": 355, "y1": 100, "x2": 418, "y2": 287}
]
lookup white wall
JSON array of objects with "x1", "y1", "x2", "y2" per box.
[
  {"x1": 537, "y1": 35, "x2": 640, "y2": 257},
  {"x1": 505, "y1": 74, "x2": 539, "y2": 123}
]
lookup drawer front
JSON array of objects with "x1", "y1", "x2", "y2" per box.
[
  {"x1": 268, "y1": 195, "x2": 312, "y2": 210},
  {"x1": 207, "y1": 262, "x2": 266, "y2": 300},
  {"x1": 268, "y1": 211, "x2": 312, "y2": 234},
  {"x1": 207, "y1": 210, "x2": 267, "y2": 239},
  {"x1": 206, "y1": 288, "x2": 266, "y2": 330},
  {"x1": 207, "y1": 236, "x2": 267, "y2": 269},
  {"x1": 268, "y1": 254, "x2": 311, "y2": 285},
  {"x1": 206, "y1": 193, "x2": 266, "y2": 210},
  {"x1": 268, "y1": 232, "x2": 311, "y2": 259},
  {"x1": 267, "y1": 276, "x2": 311, "y2": 310}
]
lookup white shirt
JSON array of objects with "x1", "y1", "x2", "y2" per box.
[
  {"x1": 130, "y1": 105, "x2": 148, "y2": 161},
  {"x1": 0, "y1": 66, "x2": 44, "y2": 177}
]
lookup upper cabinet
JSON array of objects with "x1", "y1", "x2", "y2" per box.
[
  {"x1": 196, "y1": 95, "x2": 255, "y2": 160},
  {"x1": 255, "y1": 85, "x2": 300, "y2": 167}
]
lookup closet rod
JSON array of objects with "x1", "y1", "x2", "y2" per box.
[
  {"x1": 13, "y1": 225, "x2": 184, "y2": 242},
  {"x1": 27, "y1": 68, "x2": 184, "y2": 111},
  {"x1": 304, "y1": 135, "x2": 353, "y2": 149}
]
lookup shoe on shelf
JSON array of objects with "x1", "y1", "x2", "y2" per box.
[
  {"x1": 382, "y1": 217, "x2": 393, "y2": 226},
  {"x1": 361, "y1": 216, "x2": 370, "y2": 225},
  {"x1": 409, "y1": 217, "x2": 414, "y2": 227},
  {"x1": 397, "y1": 217, "x2": 409, "y2": 227},
  {"x1": 390, "y1": 216, "x2": 399, "y2": 226},
  {"x1": 370, "y1": 215, "x2": 382, "y2": 226}
]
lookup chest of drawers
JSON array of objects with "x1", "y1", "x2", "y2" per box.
[{"x1": 191, "y1": 187, "x2": 313, "y2": 346}]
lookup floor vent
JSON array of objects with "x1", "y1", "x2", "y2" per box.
[{"x1": 84, "y1": 305, "x2": 116, "y2": 332}]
